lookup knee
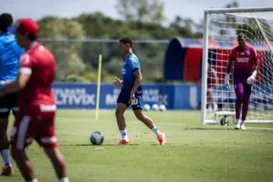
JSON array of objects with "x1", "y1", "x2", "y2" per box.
[
  {"x1": 135, "y1": 113, "x2": 145, "y2": 121},
  {"x1": 115, "y1": 108, "x2": 124, "y2": 117},
  {"x1": 243, "y1": 96, "x2": 250, "y2": 104},
  {"x1": 45, "y1": 148, "x2": 66, "y2": 166},
  {"x1": 237, "y1": 93, "x2": 244, "y2": 102}
]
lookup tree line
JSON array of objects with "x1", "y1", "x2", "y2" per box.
[
  {"x1": 37, "y1": 0, "x2": 268, "y2": 83},
  {"x1": 37, "y1": 0, "x2": 204, "y2": 82}
]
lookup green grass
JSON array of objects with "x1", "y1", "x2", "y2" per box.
[{"x1": 3, "y1": 110, "x2": 273, "y2": 182}]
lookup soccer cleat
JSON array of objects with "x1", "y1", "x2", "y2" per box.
[
  {"x1": 157, "y1": 132, "x2": 166, "y2": 145},
  {"x1": 240, "y1": 124, "x2": 246, "y2": 130},
  {"x1": 1, "y1": 166, "x2": 13, "y2": 176},
  {"x1": 119, "y1": 139, "x2": 129, "y2": 145},
  {"x1": 234, "y1": 123, "x2": 241, "y2": 130}
]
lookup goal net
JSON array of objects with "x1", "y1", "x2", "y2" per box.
[{"x1": 201, "y1": 7, "x2": 273, "y2": 125}]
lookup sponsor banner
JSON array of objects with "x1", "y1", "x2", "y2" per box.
[{"x1": 52, "y1": 82, "x2": 201, "y2": 109}]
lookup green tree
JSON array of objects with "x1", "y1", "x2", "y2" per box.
[
  {"x1": 38, "y1": 17, "x2": 87, "y2": 80},
  {"x1": 116, "y1": 0, "x2": 165, "y2": 24},
  {"x1": 236, "y1": 19, "x2": 273, "y2": 41},
  {"x1": 225, "y1": 0, "x2": 239, "y2": 8},
  {"x1": 222, "y1": 1, "x2": 273, "y2": 42},
  {"x1": 169, "y1": 16, "x2": 201, "y2": 38},
  {"x1": 37, "y1": 10, "x2": 206, "y2": 82}
]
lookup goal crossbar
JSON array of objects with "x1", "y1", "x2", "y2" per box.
[{"x1": 204, "y1": 7, "x2": 273, "y2": 14}]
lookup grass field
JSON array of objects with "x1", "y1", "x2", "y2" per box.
[{"x1": 2, "y1": 110, "x2": 273, "y2": 182}]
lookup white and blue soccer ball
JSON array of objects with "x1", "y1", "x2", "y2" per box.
[
  {"x1": 159, "y1": 104, "x2": 167, "y2": 112},
  {"x1": 90, "y1": 131, "x2": 104, "y2": 145},
  {"x1": 152, "y1": 104, "x2": 159, "y2": 111},
  {"x1": 143, "y1": 104, "x2": 151, "y2": 111}
]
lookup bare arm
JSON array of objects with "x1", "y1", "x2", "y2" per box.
[
  {"x1": 113, "y1": 76, "x2": 123, "y2": 87},
  {"x1": 131, "y1": 70, "x2": 142, "y2": 94},
  {"x1": 250, "y1": 48, "x2": 259, "y2": 79},
  {"x1": 115, "y1": 76, "x2": 123, "y2": 84},
  {"x1": 2, "y1": 71, "x2": 31, "y2": 94},
  {"x1": 246, "y1": 48, "x2": 259, "y2": 85}
]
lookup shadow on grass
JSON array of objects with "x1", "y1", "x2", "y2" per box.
[
  {"x1": 185, "y1": 127, "x2": 273, "y2": 133},
  {"x1": 59, "y1": 143, "x2": 140, "y2": 147},
  {"x1": 185, "y1": 127, "x2": 232, "y2": 131}
]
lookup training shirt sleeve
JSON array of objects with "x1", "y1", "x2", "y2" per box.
[
  {"x1": 127, "y1": 58, "x2": 140, "y2": 72},
  {"x1": 251, "y1": 47, "x2": 258, "y2": 66},
  {"x1": 19, "y1": 53, "x2": 33, "y2": 74}
]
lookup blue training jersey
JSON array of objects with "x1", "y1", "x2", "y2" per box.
[
  {"x1": 0, "y1": 32, "x2": 24, "y2": 81},
  {"x1": 122, "y1": 53, "x2": 142, "y2": 91}
]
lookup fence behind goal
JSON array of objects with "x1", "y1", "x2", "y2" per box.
[
  {"x1": 39, "y1": 39, "x2": 169, "y2": 83},
  {"x1": 201, "y1": 7, "x2": 273, "y2": 125}
]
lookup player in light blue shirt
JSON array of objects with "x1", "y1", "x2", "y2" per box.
[
  {"x1": 112, "y1": 37, "x2": 165, "y2": 145},
  {"x1": 0, "y1": 13, "x2": 24, "y2": 176}
]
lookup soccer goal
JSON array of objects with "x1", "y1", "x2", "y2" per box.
[{"x1": 201, "y1": 7, "x2": 273, "y2": 125}]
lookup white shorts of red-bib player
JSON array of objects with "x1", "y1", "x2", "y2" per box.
[{"x1": 10, "y1": 104, "x2": 57, "y2": 150}]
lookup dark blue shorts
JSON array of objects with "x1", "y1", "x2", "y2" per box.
[
  {"x1": 117, "y1": 89, "x2": 143, "y2": 110},
  {"x1": 0, "y1": 93, "x2": 18, "y2": 117}
]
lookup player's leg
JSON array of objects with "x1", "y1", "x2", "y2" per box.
[
  {"x1": 0, "y1": 117, "x2": 12, "y2": 176},
  {"x1": 116, "y1": 90, "x2": 129, "y2": 144},
  {"x1": 1, "y1": 93, "x2": 19, "y2": 176},
  {"x1": 206, "y1": 91, "x2": 213, "y2": 112},
  {"x1": 132, "y1": 95, "x2": 165, "y2": 145},
  {"x1": 10, "y1": 114, "x2": 37, "y2": 181},
  {"x1": 115, "y1": 103, "x2": 129, "y2": 144},
  {"x1": 0, "y1": 95, "x2": 12, "y2": 176},
  {"x1": 11, "y1": 147, "x2": 36, "y2": 181},
  {"x1": 234, "y1": 83, "x2": 244, "y2": 129},
  {"x1": 240, "y1": 84, "x2": 252, "y2": 130},
  {"x1": 207, "y1": 88, "x2": 217, "y2": 112},
  {"x1": 38, "y1": 110, "x2": 68, "y2": 182},
  {"x1": 44, "y1": 148, "x2": 68, "y2": 182}
]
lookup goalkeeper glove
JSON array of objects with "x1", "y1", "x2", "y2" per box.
[
  {"x1": 247, "y1": 70, "x2": 257, "y2": 85},
  {"x1": 224, "y1": 73, "x2": 230, "y2": 89}
]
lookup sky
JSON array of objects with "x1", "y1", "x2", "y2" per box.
[{"x1": 2, "y1": 0, "x2": 273, "y2": 24}]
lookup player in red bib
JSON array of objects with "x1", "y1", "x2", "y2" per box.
[
  {"x1": 0, "y1": 18, "x2": 69, "y2": 182},
  {"x1": 225, "y1": 33, "x2": 258, "y2": 130}
]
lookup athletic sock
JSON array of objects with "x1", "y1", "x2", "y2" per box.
[
  {"x1": 1, "y1": 149, "x2": 11, "y2": 167},
  {"x1": 120, "y1": 130, "x2": 129, "y2": 141},
  {"x1": 59, "y1": 177, "x2": 69, "y2": 182},
  {"x1": 28, "y1": 179, "x2": 38, "y2": 182},
  {"x1": 152, "y1": 126, "x2": 161, "y2": 137}
]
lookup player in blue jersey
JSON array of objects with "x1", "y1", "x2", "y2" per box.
[
  {"x1": 113, "y1": 37, "x2": 166, "y2": 145},
  {"x1": 0, "y1": 13, "x2": 24, "y2": 176}
]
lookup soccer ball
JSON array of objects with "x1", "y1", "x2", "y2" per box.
[
  {"x1": 143, "y1": 104, "x2": 150, "y2": 111},
  {"x1": 90, "y1": 131, "x2": 104, "y2": 145},
  {"x1": 159, "y1": 104, "x2": 166, "y2": 112},
  {"x1": 152, "y1": 104, "x2": 159, "y2": 111}
]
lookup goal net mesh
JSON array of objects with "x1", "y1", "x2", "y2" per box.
[{"x1": 205, "y1": 11, "x2": 273, "y2": 123}]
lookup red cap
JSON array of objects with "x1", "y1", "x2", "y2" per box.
[{"x1": 10, "y1": 18, "x2": 38, "y2": 35}]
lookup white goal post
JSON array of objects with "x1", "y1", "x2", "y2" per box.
[{"x1": 201, "y1": 7, "x2": 273, "y2": 125}]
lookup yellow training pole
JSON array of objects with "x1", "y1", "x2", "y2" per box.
[{"x1": 95, "y1": 54, "x2": 102, "y2": 120}]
